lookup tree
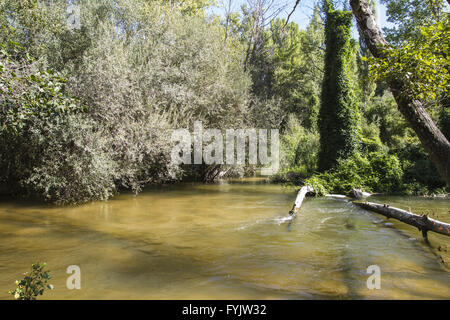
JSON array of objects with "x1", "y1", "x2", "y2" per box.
[
  {"x1": 380, "y1": 0, "x2": 447, "y2": 44},
  {"x1": 0, "y1": 0, "x2": 254, "y2": 203},
  {"x1": 298, "y1": 5, "x2": 325, "y2": 130},
  {"x1": 266, "y1": 18, "x2": 305, "y2": 121},
  {"x1": 350, "y1": 0, "x2": 450, "y2": 185},
  {"x1": 241, "y1": 7, "x2": 324, "y2": 131},
  {"x1": 356, "y1": 0, "x2": 377, "y2": 108},
  {"x1": 241, "y1": 0, "x2": 287, "y2": 74},
  {"x1": 318, "y1": 1, "x2": 361, "y2": 171}
]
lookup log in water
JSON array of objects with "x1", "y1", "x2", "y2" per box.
[
  {"x1": 289, "y1": 186, "x2": 313, "y2": 215},
  {"x1": 354, "y1": 201, "x2": 450, "y2": 239}
]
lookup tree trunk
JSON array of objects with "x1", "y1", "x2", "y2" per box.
[
  {"x1": 289, "y1": 185, "x2": 313, "y2": 215},
  {"x1": 202, "y1": 164, "x2": 226, "y2": 183},
  {"x1": 354, "y1": 201, "x2": 450, "y2": 239},
  {"x1": 350, "y1": 0, "x2": 450, "y2": 185}
]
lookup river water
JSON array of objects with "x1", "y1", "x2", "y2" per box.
[{"x1": 0, "y1": 178, "x2": 449, "y2": 299}]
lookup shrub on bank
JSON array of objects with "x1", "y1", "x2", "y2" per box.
[
  {"x1": 304, "y1": 151, "x2": 403, "y2": 196},
  {"x1": 271, "y1": 115, "x2": 319, "y2": 184},
  {"x1": 0, "y1": 44, "x2": 178, "y2": 204},
  {"x1": 8, "y1": 263, "x2": 53, "y2": 300},
  {"x1": 0, "y1": 1, "x2": 257, "y2": 204}
]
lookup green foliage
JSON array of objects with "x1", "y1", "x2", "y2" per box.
[
  {"x1": 318, "y1": 3, "x2": 361, "y2": 171},
  {"x1": 0, "y1": 44, "x2": 83, "y2": 135},
  {"x1": 359, "y1": 123, "x2": 385, "y2": 154},
  {"x1": 0, "y1": 0, "x2": 65, "y2": 59},
  {"x1": 392, "y1": 136, "x2": 446, "y2": 193},
  {"x1": 304, "y1": 123, "x2": 446, "y2": 196},
  {"x1": 269, "y1": 1, "x2": 447, "y2": 195},
  {"x1": 272, "y1": 115, "x2": 320, "y2": 183},
  {"x1": 268, "y1": 19, "x2": 305, "y2": 116},
  {"x1": 8, "y1": 262, "x2": 53, "y2": 300},
  {"x1": 0, "y1": 18, "x2": 180, "y2": 204},
  {"x1": 273, "y1": 6, "x2": 325, "y2": 131},
  {"x1": 363, "y1": 92, "x2": 446, "y2": 194},
  {"x1": 236, "y1": 5, "x2": 324, "y2": 131},
  {"x1": 0, "y1": 0, "x2": 445, "y2": 202},
  {"x1": 306, "y1": 151, "x2": 404, "y2": 195},
  {"x1": 0, "y1": 47, "x2": 117, "y2": 204},
  {"x1": 368, "y1": 18, "x2": 449, "y2": 103},
  {"x1": 380, "y1": 0, "x2": 447, "y2": 44},
  {"x1": 67, "y1": 1, "x2": 250, "y2": 129},
  {"x1": 298, "y1": 6, "x2": 325, "y2": 130},
  {"x1": 0, "y1": 0, "x2": 258, "y2": 203},
  {"x1": 160, "y1": 0, "x2": 214, "y2": 15},
  {"x1": 364, "y1": 92, "x2": 409, "y2": 146}
]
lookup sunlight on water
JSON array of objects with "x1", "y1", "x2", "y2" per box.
[{"x1": 0, "y1": 179, "x2": 449, "y2": 299}]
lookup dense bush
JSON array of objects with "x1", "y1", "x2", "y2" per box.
[
  {"x1": 272, "y1": 115, "x2": 319, "y2": 183},
  {"x1": 13, "y1": 0, "x2": 252, "y2": 129},
  {"x1": 0, "y1": 44, "x2": 178, "y2": 204},
  {"x1": 0, "y1": 0, "x2": 261, "y2": 204},
  {"x1": 302, "y1": 89, "x2": 447, "y2": 196},
  {"x1": 364, "y1": 93, "x2": 409, "y2": 147},
  {"x1": 0, "y1": 45, "x2": 110, "y2": 203},
  {"x1": 364, "y1": 92, "x2": 446, "y2": 194},
  {"x1": 305, "y1": 151, "x2": 403, "y2": 195},
  {"x1": 392, "y1": 137, "x2": 447, "y2": 194}
]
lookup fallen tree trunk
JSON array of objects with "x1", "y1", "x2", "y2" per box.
[
  {"x1": 287, "y1": 187, "x2": 450, "y2": 240},
  {"x1": 325, "y1": 188, "x2": 373, "y2": 200},
  {"x1": 325, "y1": 194, "x2": 349, "y2": 199},
  {"x1": 354, "y1": 201, "x2": 450, "y2": 240},
  {"x1": 289, "y1": 186, "x2": 313, "y2": 215},
  {"x1": 348, "y1": 188, "x2": 372, "y2": 199}
]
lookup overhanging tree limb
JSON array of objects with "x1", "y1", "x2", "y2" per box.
[
  {"x1": 350, "y1": 0, "x2": 450, "y2": 185},
  {"x1": 283, "y1": 0, "x2": 301, "y2": 28}
]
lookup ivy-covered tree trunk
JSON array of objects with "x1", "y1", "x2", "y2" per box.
[
  {"x1": 318, "y1": 3, "x2": 361, "y2": 171},
  {"x1": 350, "y1": 0, "x2": 450, "y2": 185}
]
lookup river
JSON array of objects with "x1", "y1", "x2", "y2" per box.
[{"x1": 0, "y1": 178, "x2": 449, "y2": 299}]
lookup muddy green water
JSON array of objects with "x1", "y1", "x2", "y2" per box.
[{"x1": 0, "y1": 178, "x2": 449, "y2": 299}]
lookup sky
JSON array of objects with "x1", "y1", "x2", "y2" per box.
[{"x1": 209, "y1": 0, "x2": 395, "y2": 38}]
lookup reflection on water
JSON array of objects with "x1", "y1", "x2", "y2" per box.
[{"x1": 0, "y1": 178, "x2": 449, "y2": 299}]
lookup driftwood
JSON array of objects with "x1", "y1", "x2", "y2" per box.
[
  {"x1": 289, "y1": 186, "x2": 313, "y2": 215},
  {"x1": 288, "y1": 187, "x2": 450, "y2": 240},
  {"x1": 348, "y1": 188, "x2": 372, "y2": 199},
  {"x1": 354, "y1": 201, "x2": 450, "y2": 240},
  {"x1": 324, "y1": 189, "x2": 372, "y2": 200}
]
